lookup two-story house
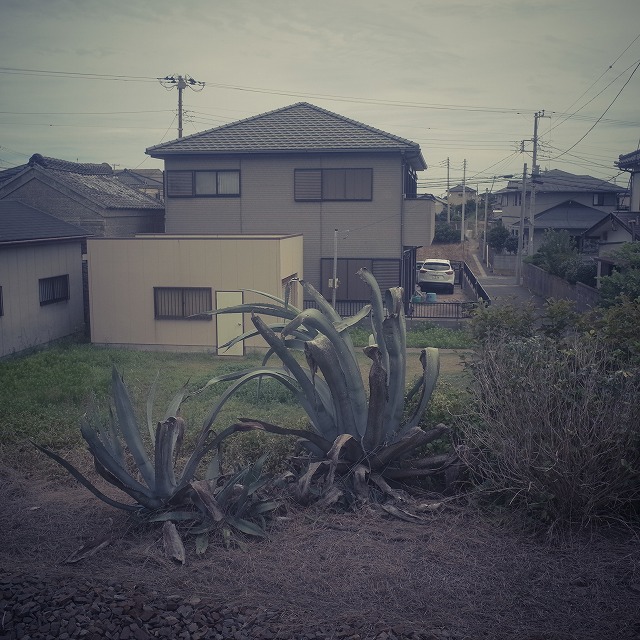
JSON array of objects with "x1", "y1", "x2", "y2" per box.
[
  {"x1": 146, "y1": 102, "x2": 434, "y2": 303},
  {"x1": 495, "y1": 169, "x2": 626, "y2": 230}
]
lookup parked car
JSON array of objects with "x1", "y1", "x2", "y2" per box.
[{"x1": 417, "y1": 259, "x2": 455, "y2": 293}]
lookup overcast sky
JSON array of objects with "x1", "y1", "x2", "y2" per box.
[{"x1": 1, "y1": 0, "x2": 639, "y2": 195}]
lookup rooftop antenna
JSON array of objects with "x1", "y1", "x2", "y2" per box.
[{"x1": 158, "y1": 74, "x2": 205, "y2": 138}]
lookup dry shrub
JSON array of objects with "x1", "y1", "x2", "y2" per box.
[{"x1": 460, "y1": 334, "x2": 640, "y2": 529}]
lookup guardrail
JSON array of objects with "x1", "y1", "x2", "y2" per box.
[{"x1": 408, "y1": 300, "x2": 478, "y2": 319}]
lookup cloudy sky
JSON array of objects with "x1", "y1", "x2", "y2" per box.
[{"x1": 1, "y1": 0, "x2": 639, "y2": 195}]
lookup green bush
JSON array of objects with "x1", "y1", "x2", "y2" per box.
[
  {"x1": 468, "y1": 301, "x2": 536, "y2": 345},
  {"x1": 486, "y1": 222, "x2": 509, "y2": 253},
  {"x1": 433, "y1": 222, "x2": 460, "y2": 244},
  {"x1": 349, "y1": 323, "x2": 474, "y2": 350},
  {"x1": 459, "y1": 334, "x2": 640, "y2": 530},
  {"x1": 599, "y1": 243, "x2": 640, "y2": 307}
]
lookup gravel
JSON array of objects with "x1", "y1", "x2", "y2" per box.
[{"x1": 0, "y1": 574, "x2": 458, "y2": 640}]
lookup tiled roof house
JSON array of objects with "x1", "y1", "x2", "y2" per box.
[
  {"x1": 146, "y1": 102, "x2": 434, "y2": 302},
  {"x1": 0, "y1": 154, "x2": 164, "y2": 237},
  {"x1": 0, "y1": 200, "x2": 88, "y2": 357}
]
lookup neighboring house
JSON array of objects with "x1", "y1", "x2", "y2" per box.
[
  {"x1": 496, "y1": 169, "x2": 626, "y2": 229},
  {"x1": 419, "y1": 193, "x2": 447, "y2": 215},
  {"x1": 115, "y1": 168, "x2": 164, "y2": 202},
  {"x1": 0, "y1": 154, "x2": 164, "y2": 237},
  {"x1": 447, "y1": 184, "x2": 476, "y2": 207},
  {"x1": 0, "y1": 201, "x2": 88, "y2": 358},
  {"x1": 580, "y1": 211, "x2": 639, "y2": 285},
  {"x1": 88, "y1": 234, "x2": 303, "y2": 354},
  {"x1": 514, "y1": 199, "x2": 608, "y2": 253},
  {"x1": 616, "y1": 149, "x2": 640, "y2": 212},
  {"x1": 145, "y1": 102, "x2": 434, "y2": 303}
]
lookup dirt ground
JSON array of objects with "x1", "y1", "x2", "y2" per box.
[{"x1": 2, "y1": 463, "x2": 639, "y2": 640}]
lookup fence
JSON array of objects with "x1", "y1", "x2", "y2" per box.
[{"x1": 523, "y1": 263, "x2": 600, "y2": 312}]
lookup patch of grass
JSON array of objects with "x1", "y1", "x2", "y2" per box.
[{"x1": 350, "y1": 322, "x2": 474, "y2": 349}]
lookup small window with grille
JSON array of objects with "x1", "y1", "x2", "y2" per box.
[
  {"x1": 153, "y1": 287, "x2": 212, "y2": 320},
  {"x1": 39, "y1": 275, "x2": 69, "y2": 306}
]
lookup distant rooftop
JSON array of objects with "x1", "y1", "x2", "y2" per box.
[
  {"x1": 0, "y1": 155, "x2": 163, "y2": 210},
  {"x1": 497, "y1": 169, "x2": 624, "y2": 194}
]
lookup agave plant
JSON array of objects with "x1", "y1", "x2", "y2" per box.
[
  {"x1": 34, "y1": 366, "x2": 278, "y2": 550},
  {"x1": 198, "y1": 268, "x2": 457, "y2": 503}
]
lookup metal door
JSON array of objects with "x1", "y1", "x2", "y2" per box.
[{"x1": 216, "y1": 291, "x2": 244, "y2": 356}]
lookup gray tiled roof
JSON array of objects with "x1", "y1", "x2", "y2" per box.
[
  {"x1": 146, "y1": 102, "x2": 427, "y2": 169},
  {"x1": 0, "y1": 154, "x2": 163, "y2": 210},
  {"x1": 531, "y1": 200, "x2": 607, "y2": 229},
  {"x1": 498, "y1": 169, "x2": 624, "y2": 194},
  {"x1": 0, "y1": 200, "x2": 89, "y2": 244},
  {"x1": 617, "y1": 149, "x2": 640, "y2": 168},
  {"x1": 28, "y1": 153, "x2": 113, "y2": 175}
]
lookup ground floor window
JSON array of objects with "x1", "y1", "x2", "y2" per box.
[
  {"x1": 39, "y1": 275, "x2": 69, "y2": 306},
  {"x1": 154, "y1": 287, "x2": 212, "y2": 320}
]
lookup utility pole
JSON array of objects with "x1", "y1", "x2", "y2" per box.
[
  {"x1": 446, "y1": 157, "x2": 451, "y2": 223},
  {"x1": 474, "y1": 186, "x2": 479, "y2": 238},
  {"x1": 159, "y1": 74, "x2": 205, "y2": 138},
  {"x1": 515, "y1": 163, "x2": 528, "y2": 285},
  {"x1": 482, "y1": 187, "x2": 489, "y2": 266},
  {"x1": 460, "y1": 159, "x2": 467, "y2": 244}
]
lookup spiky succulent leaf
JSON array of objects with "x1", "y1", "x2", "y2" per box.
[
  {"x1": 110, "y1": 366, "x2": 155, "y2": 490},
  {"x1": 31, "y1": 442, "x2": 140, "y2": 512}
]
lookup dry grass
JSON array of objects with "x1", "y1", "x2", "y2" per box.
[{"x1": 2, "y1": 463, "x2": 639, "y2": 639}]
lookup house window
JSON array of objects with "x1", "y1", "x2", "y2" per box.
[
  {"x1": 39, "y1": 275, "x2": 69, "y2": 306},
  {"x1": 166, "y1": 170, "x2": 240, "y2": 197},
  {"x1": 294, "y1": 168, "x2": 373, "y2": 201},
  {"x1": 593, "y1": 193, "x2": 605, "y2": 206},
  {"x1": 154, "y1": 287, "x2": 212, "y2": 320}
]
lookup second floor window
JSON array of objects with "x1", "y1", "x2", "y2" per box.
[
  {"x1": 295, "y1": 168, "x2": 373, "y2": 201},
  {"x1": 166, "y1": 170, "x2": 240, "y2": 197}
]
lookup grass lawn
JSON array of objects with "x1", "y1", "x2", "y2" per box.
[{"x1": 0, "y1": 330, "x2": 470, "y2": 470}]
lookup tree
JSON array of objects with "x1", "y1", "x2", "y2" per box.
[
  {"x1": 599, "y1": 242, "x2": 640, "y2": 307},
  {"x1": 486, "y1": 222, "x2": 509, "y2": 253},
  {"x1": 504, "y1": 235, "x2": 519, "y2": 254}
]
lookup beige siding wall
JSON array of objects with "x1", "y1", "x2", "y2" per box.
[
  {"x1": 403, "y1": 198, "x2": 435, "y2": 248},
  {"x1": 88, "y1": 235, "x2": 303, "y2": 351},
  {"x1": 163, "y1": 153, "x2": 406, "y2": 291},
  {"x1": 0, "y1": 241, "x2": 85, "y2": 358}
]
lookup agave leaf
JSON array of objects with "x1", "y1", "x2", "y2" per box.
[
  {"x1": 162, "y1": 521, "x2": 186, "y2": 564},
  {"x1": 316, "y1": 486, "x2": 344, "y2": 509},
  {"x1": 297, "y1": 461, "x2": 326, "y2": 501},
  {"x1": 304, "y1": 336, "x2": 359, "y2": 439},
  {"x1": 283, "y1": 309, "x2": 367, "y2": 435},
  {"x1": 190, "y1": 480, "x2": 225, "y2": 522},
  {"x1": 226, "y1": 516, "x2": 267, "y2": 537},
  {"x1": 195, "y1": 533, "x2": 209, "y2": 555},
  {"x1": 380, "y1": 287, "x2": 407, "y2": 432},
  {"x1": 362, "y1": 345, "x2": 389, "y2": 452},
  {"x1": 93, "y1": 458, "x2": 162, "y2": 508},
  {"x1": 163, "y1": 382, "x2": 190, "y2": 422},
  {"x1": 111, "y1": 367, "x2": 155, "y2": 491},
  {"x1": 238, "y1": 288, "x2": 304, "y2": 315},
  {"x1": 357, "y1": 268, "x2": 389, "y2": 375},
  {"x1": 334, "y1": 304, "x2": 372, "y2": 333},
  {"x1": 32, "y1": 442, "x2": 140, "y2": 512},
  {"x1": 80, "y1": 420, "x2": 155, "y2": 500},
  {"x1": 325, "y1": 434, "x2": 357, "y2": 489},
  {"x1": 251, "y1": 314, "x2": 338, "y2": 439},
  {"x1": 205, "y1": 451, "x2": 222, "y2": 482},
  {"x1": 249, "y1": 500, "x2": 279, "y2": 515},
  {"x1": 146, "y1": 372, "x2": 160, "y2": 442},
  {"x1": 222, "y1": 526, "x2": 232, "y2": 548},
  {"x1": 352, "y1": 464, "x2": 370, "y2": 501},
  {"x1": 396, "y1": 348, "x2": 440, "y2": 437},
  {"x1": 147, "y1": 510, "x2": 200, "y2": 522},
  {"x1": 370, "y1": 426, "x2": 440, "y2": 470},
  {"x1": 154, "y1": 418, "x2": 182, "y2": 499}
]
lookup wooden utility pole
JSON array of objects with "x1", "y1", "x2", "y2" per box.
[
  {"x1": 460, "y1": 159, "x2": 467, "y2": 243},
  {"x1": 529, "y1": 110, "x2": 545, "y2": 255}
]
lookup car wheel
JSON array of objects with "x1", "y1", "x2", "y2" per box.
[{"x1": 448, "y1": 284, "x2": 455, "y2": 294}]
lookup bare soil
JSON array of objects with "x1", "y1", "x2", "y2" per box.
[{"x1": 2, "y1": 464, "x2": 639, "y2": 640}]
